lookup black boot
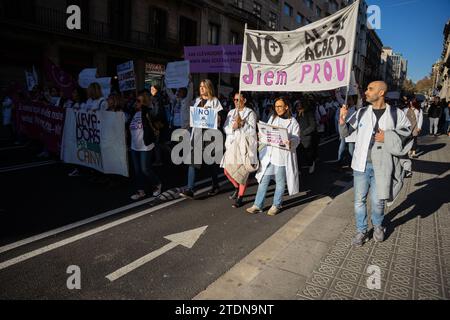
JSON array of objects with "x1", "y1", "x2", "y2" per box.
[
  {"x1": 232, "y1": 197, "x2": 243, "y2": 208},
  {"x1": 208, "y1": 185, "x2": 220, "y2": 196},
  {"x1": 229, "y1": 188, "x2": 239, "y2": 200}
]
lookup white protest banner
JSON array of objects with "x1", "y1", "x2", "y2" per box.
[
  {"x1": 257, "y1": 121, "x2": 289, "y2": 150},
  {"x1": 117, "y1": 61, "x2": 136, "y2": 92},
  {"x1": 240, "y1": 0, "x2": 359, "y2": 92},
  {"x1": 78, "y1": 68, "x2": 111, "y2": 97},
  {"x1": 165, "y1": 61, "x2": 190, "y2": 89},
  {"x1": 61, "y1": 109, "x2": 129, "y2": 177},
  {"x1": 78, "y1": 68, "x2": 97, "y2": 88},
  {"x1": 190, "y1": 107, "x2": 218, "y2": 130}
]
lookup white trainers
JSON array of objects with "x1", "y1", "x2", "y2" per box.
[
  {"x1": 131, "y1": 191, "x2": 146, "y2": 201},
  {"x1": 267, "y1": 206, "x2": 281, "y2": 216},
  {"x1": 246, "y1": 205, "x2": 262, "y2": 214},
  {"x1": 153, "y1": 185, "x2": 162, "y2": 197}
]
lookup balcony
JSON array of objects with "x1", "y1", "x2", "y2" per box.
[
  {"x1": 0, "y1": 5, "x2": 175, "y2": 53},
  {"x1": 225, "y1": 3, "x2": 267, "y2": 30}
]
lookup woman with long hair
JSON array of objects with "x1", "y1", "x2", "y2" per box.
[
  {"x1": 246, "y1": 97, "x2": 300, "y2": 216},
  {"x1": 129, "y1": 92, "x2": 162, "y2": 200},
  {"x1": 179, "y1": 79, "x2": 223, "y2": 199},
  {"x1": 404, "y1": 99, "x2": 423, "y2": 158}
]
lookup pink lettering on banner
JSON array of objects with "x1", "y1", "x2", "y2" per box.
[
  {"x1": 242, "y1": 64, "x2": 288, "y2": 87},
  {"x1": 313, "y1": 64, "x2": 321, "y2": 83},
  {"x1": 299, "y1": 58, "x2": 347, "y2": 84},
  {"x1": 264, "y1": 71, "x2": 274, "y2": 86}
]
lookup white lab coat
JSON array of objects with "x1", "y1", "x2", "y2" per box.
[
  {"x1": 344, "y1": 104, "x2": 411, "y2": 173},
  {"x1": 255, "y1": 115, "x2": 300, "y2": 196},
  {"x1": 222, "y1": 107, "x2": 257, "y2": 150}
]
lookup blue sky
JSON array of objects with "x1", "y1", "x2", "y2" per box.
[{"x1": 366, "y1": 0, "x2": 450, "y2": 82}]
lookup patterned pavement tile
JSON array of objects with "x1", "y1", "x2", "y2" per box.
[
  {"x1": 391, "y1": 262, "x2": 415, "y2": 276},
  {"x1": 341, "y1": 259, "x2": 367, "y2": 274},
  {"x1": 416, "y1": 260, "x2": 439, "y2": 272},
  {"x1": 395, "y1": 245, "x2": 417, "y2": 257},
  {"x1": 329, "y1": 278, "x2": 358, "y2": 297},
  {"x1": 321, "y1": 254, "x2": 345, "y2": 268},
  {"x1": 389, "y1": 271, "x2": 414, "y2": 288},
  {"x1": 416, "y1": 269, "x2": 441, "y2": 284},
  {"x1": 306, "y1": 272, "x2": 334, "y2": 289},
  {"x1": 385, "y1": 282, "x2": 413, "y2": 299},
  {"x1": 335, "y1": 268, "x2": 361, "y2": 284},
  {"x1": 416, "y1": 279, "x2": 443, "y2": 297},
  {"x1": 355, "y1": 286, "x2": 383, "y2": 300},
  {"x1": 298, "y1": 285, "x2": 326, "y2": 300},
  {"x1": 346, "y1": 251, "x2": 370, "y2": 264},
  {"x1": 393, "y1": 254, "x2": 415, "y2": 266},
  {"x1": 368, "y1": 256, "x2": 390, "y2": 270},
  {"x1": 323, "y1": 290, "x2": 353, "y2": 300},
  {"x1": 414, "y1": 290, "x2": 443, "y2": 300},
  {"x1": 315, "y1": 263, "x2": 339, "y2": 278}
]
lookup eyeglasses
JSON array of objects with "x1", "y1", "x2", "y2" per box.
[{"x1": 234, "y1": 99, "x2": 240, "y2": 102}]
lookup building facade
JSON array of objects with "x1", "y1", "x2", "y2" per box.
[{"x1": 432, "y1": 20, "x2": 450, "y2": 100}]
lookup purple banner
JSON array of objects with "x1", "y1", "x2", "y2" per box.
[{"x1": 184, "y1": 45, "x2": 243, "y2": 74}]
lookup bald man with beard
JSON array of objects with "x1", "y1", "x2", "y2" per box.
[{"x1": 339, "y1": 81, "x2": 412, "y2": 247}]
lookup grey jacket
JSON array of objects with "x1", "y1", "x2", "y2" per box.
[{"x1": 371, "y1": 129, "x2": 413, "y2": 203}]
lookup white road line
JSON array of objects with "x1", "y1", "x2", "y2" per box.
[
  {"x1": 0, "y1": 175, "x2": 226, "y2": 255},
  {"x1": 0, "y1": 198, "x2": 184, "y2": 271},
  {"x1": 0, "y1": 197, "x2": 155, "y2": 254},
  {"x1": 0, "y1": 160, "x2": 57, "y2": 173},
  {"x1": 0, "y1": 181, "x2": 223, "y2": 271},
  {"x1": 0, "y1": 145, "x2": 27, "y2": 152}
]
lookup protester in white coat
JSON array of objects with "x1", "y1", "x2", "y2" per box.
[
  {"x1": 221, "y1": 92, "x2": 257, "y2": 208},
  {"x1": 339, "y1": 81, "x2": 412, "y2": 247},
  {"x1": 247, "y1": 97, "x2": 300, "y2": 216}
]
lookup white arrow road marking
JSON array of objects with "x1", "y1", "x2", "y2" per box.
[{"x1": 106, "y1": 226, "x2": 208, "y2": 282}]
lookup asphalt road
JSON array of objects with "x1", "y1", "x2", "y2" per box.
[{"x1": 0, "y1": 134, "x2": 353, "y2": 299}]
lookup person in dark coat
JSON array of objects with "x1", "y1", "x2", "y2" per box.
[{"x1": 295, "y1": 99, "x2": 319, "y2": 174}]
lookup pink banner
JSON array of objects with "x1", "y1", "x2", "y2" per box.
[
  {"x1": 43, "y1": 58, "x2": 77, "y2": 98},
  {"x1": 184, "y1": 45, "x2": 243, "y2": 74},
  {"x1": 16, "y1": 102, "x2": 66, "y2": 155}
]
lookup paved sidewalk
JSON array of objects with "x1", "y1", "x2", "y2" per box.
[{"x1": 195, "y1": 134, "x2": 450, "y2": 300}]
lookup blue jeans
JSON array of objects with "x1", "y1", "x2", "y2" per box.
[
  {"x1": 254, "y1": 164, "x2": 286, "y2": 209},
  {"x1": 131, "y1": 150, "x2": 161, "y2": 191},
  {"x1": 353, "y1": 162, "x2": 385, "y2": 233},
  {"x1": 348, "y1": 143, "x2": 355, "y2": 157},
  {"x1": 187, "y1": 164, "x2": 218, "y2": 191},
  {"x1": 337, "y1": 138, "x2": 346, "y2": 161}
]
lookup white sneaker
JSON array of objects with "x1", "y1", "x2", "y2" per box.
[
  {"x1": 131, "y1": 191, "x2": 146, "y2": 201},
  {"x1": 153, "y1": 185, "x2": 162, "y2": 197},
  {"x1": 267, "y1": 206, "x2": 281, "y2": 216}
]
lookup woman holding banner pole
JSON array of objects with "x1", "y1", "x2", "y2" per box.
[
  {"x1": 129, "y1": 93, "x2": 162, "y2": 200},
  {"x1": 179, "y1": 79, "x2": 223, "y2": 199},
  {"x1": 246, "y1": 97, "x2": 300, "y2": 216}
]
